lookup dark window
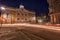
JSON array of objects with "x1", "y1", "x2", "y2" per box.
[
  {"x1": 21, "y1": 13, "x2": 23, "y2": 16},
  {"x1": 17, "y1": 18, "x2": 20, "y2": 20},
  {"x1": 17, "y1": 13, "x2": 20, "y2": 15},
  {"x1": 25, "y1": 18, "x2": 27, "y2": 20},
  {"x1": 7, "y1": 13, "x2": 8, "y2": 15},
  {"x1": 25, "y1": 14, "x2": 27, "y2": 16}
]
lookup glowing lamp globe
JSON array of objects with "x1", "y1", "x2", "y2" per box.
[
  {"x1": 20, "y1": 5, "x2": 24, "y2": 8},
  {"x1": 1, "y1": 7, "x2": 5, "y2": 10}
]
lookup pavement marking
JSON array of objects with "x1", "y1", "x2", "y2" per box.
[
  {"x1": 21, "y1": 30, "x2": 45, "y2": 40},
  {"x1": 18, "y1": 31, "x2": 31, "y2": 40},
  {"x1": 5, "y1": 36, "x2": 17, "y2": 40}
]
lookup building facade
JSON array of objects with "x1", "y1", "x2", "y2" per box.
[
  {"x1": 0, "y1": 5, "x2": 36, "y2": 24},
  {"x1": 48, "y1": 0, "x2": 60, "y2": 24}
]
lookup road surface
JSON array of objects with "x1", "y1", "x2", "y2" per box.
[
  {"x1": 0, "y1": 27, "x2": 45, "y2": 40},
  {"x1": 0, "y1": 24, "x2": 60, "y2": 40}
]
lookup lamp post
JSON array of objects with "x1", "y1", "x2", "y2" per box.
[
  {"x1": 0, "y1": 7, "x2": 6, "y2": 26},
  {"x1": 1, "y1": 7, "x2": 5, "y2": 10}
]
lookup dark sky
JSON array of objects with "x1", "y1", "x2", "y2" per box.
[{"x1": 0, "y1": 0, "x2": 49, "y2": 16}]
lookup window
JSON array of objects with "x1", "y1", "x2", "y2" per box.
[
  {"x1": 17, "y1": 18, "x2": 20, "y2": 20},
  {"x1": 25, "y1": 14, "x2": 27, "y2": 16},
  {"x1": 25, "y1": 18, "x2": 27, "y2": 21},
  {"x1": 21, "y1": 13, "x2": 23, "y2": 16},
  {"x1": 17, "y1": 13, "x2": 20, "y2": 15}
]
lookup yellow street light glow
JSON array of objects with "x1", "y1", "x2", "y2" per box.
[
  {"x1": 1, "y1": 7, "x2": 5, "y2": 10},
  {"x1": 38, "y1": 19, "x2": 43, "y2": 22}
]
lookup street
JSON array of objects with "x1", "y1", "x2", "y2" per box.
[
  {"x1": 0, "y1": 24, "x2": 60, "y2": 40},
  {"x1": 0, "y1": 0, "x2": 60, "y2": 40}
]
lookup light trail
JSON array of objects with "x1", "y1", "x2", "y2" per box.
[{"x1": 0, "y1": 23, "x2": 60, "y2": 31}]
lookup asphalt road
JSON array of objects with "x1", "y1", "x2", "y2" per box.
[{"x1": 0, "y1": 26, "x2": 60, "y2": 40}]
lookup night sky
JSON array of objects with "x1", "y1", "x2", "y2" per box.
[{"x1": 0, "y1": 0, "x2": 49, "y2": 16}]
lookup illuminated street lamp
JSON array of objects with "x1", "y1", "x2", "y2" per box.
[
  {"x1": 0, "y1": 7, "x2": 6, "y2": 10},
  {"x1": 0, "y1": 7, "x2": 6, "y2": 25}
]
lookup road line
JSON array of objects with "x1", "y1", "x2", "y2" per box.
[
  {"x1": 21, "y1": 30, "x2": 45, "y2": 40},
  {"x1": 18, "y1": 31, "x2": 31, "y2": 40}
]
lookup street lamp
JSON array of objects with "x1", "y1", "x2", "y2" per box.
[
  {"x1": 0, "y1": 7, "x2": 6, "y2": 10},
  {"x1": 0, "y1": 6, "x2": 6, "y2": 26}
]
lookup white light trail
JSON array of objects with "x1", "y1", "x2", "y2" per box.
[{"x1": 0, "y1": 23, "x2": 60, "y2": 31}]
